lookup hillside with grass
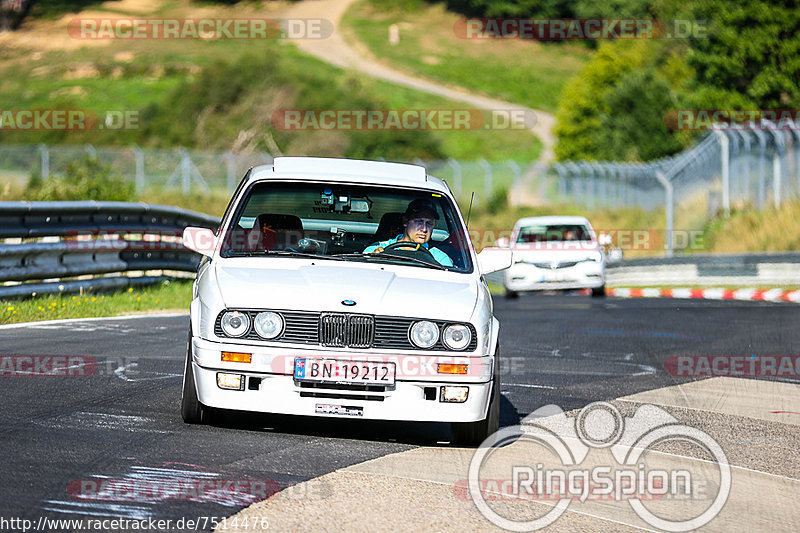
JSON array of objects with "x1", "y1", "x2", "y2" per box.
[
  {"x1": 0, "y1": 0, "x2": 542, "y2": 162},
  {"x1": 341, "y1": 0, "x2": 591, "y2": 113}
]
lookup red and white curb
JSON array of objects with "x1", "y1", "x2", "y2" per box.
[{"x1": 607, "y1": 287, "x2": 800, "y2": 303}]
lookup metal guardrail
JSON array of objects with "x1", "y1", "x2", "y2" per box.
[
  {"x1": 484, "y1": 252, "x2": 800, "y2": 288},
  {"x1": 606, "y1": 252, "x2": 800, "y2": 287},
  {"x1": 0, "y1": 201, "x2": 220, "y2": 299}
]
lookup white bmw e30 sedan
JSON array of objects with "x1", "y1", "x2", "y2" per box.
[{"x1": 180, "y1": 157, "x2": 512, "y2": 444}]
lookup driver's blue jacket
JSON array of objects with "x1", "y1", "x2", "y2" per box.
[{"x1": 363, "y1": 234, "x2": 454, "y2": 267}]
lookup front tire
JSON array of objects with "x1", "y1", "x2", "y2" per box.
[
  {"x1": 451, "y1": 346, "x2": 500, "y2": 446},
  {"x1": 504, "y1": 288, "x2": 519, "y2": 299},
  {"x1": 181, "y1": 327, "x2": 210, "y2": 424},
  {"x1": 591, "y1": 284, "x2": 606, "y2": 298}
]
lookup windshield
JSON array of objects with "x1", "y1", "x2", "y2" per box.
[
  {"x1": 516, "y1": 224, "x2": 593, "y2": 243},
  {"x1": 220, "y1": 181, "x2": 472, "y2": 272}
]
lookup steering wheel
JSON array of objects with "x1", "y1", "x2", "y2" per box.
[{"x1": 382, "y1": 241, "x2": 438, "y2": 262}]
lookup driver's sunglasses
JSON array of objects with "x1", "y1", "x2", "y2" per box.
[{"x1": 407, "y1": 218, "x2": 435, "y2": 230}]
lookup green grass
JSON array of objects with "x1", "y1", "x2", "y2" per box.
[
  {"x1": 342, "y1": 0, "x2": 592, "y2": 112},
  {"x1": 0, "y1": 279, "x2": 191, "y2": 325}
]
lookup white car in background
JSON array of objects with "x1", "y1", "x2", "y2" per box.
[
  {"x1": 498, "y1": 216, "x2": 613, "y2": 298},
  {"x1": 180, "y1": 157, "x2": 512, "y2": 444}
]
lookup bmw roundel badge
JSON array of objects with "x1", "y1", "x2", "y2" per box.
[{"x1": 341, "y1": 299, "x2": 356, "y2": 306}]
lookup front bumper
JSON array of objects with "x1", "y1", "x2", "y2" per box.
[
  {"x1": 503, "y1": 262, "x2": 604, "y2": 292},
  {"x1": 191, "y1": 337, "x2": 494, "y2": 423}
]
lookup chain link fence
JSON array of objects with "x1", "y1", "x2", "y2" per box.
[
  {"x1": 552, "y1": 120, "x2": 800, "y2": 255},
  {"x1": 2, "y1": 118, "x2": 799, "y2": 256}
]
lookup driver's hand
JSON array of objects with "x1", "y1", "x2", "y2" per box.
[{"x1": 370, "y1": 246, "x2": 384, "y2": 253}]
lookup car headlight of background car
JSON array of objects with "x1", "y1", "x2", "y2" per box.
[{"x1": 221, "y1": 310, "x2": 250, "y2": 337}]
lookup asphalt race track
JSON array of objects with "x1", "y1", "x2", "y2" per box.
[{"x1": 1, "y1": 294, "x2": 798, "y2": 532}]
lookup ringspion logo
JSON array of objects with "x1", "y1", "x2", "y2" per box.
[{"x1": 468, "y1": 402, "x2": 730, "y2": 531}]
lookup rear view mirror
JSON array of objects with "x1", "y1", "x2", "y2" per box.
[
  {"x1": 598, "y1": 233, "x2": 612, "y2": 246},
  {"x1": 351, "y1": 200, "x2": 370, "y2": 213}
]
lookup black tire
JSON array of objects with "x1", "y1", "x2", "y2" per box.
[
  {"x1": 451, "y1": 346, "x2": 501, "y2": 446},
  {"x1": 181, "y1": 327, "x2": 210, "y2": 424},
  {"x1": 591, "y1": 285, "x2": 606, "y2": 298},
  {"x1": 504, "y1": 289, "x2": 519, "y2": 299}
]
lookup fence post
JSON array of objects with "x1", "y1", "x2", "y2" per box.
[
  {"x1": 749, "y1": 123, "x2": 767, "y2": 209},
  {"x1": 479, "y1": 158, "x2": 492, "y2": 200},
  {"x1": 552, "y1": 163, "x2": 566, "y2": 202},
  {"x1": 655, "y1": 170, "x2": 674, "y2": 258},
  {"x1": 506, "y1": 160, "x2": 521, "y2": 206},
  {"x1": 38, "y1": 144, "x2": 49, "y2": 179},
  {"x1": 789, "y1": 120, "x2": 800, "y2": 197},
  {"x1": 735, "y1": 129, "x2": 751, "y2": 205},
  {"x1": 180, "y1": 147, "x2": 191, "y2": 195},
  {"x1": 133, "y1": 145, "x2": 144, "y2": 193},
  {"x1": 84, "y1": 144, "x2": 97, "y2": 159},
  {"x1": 578, "y1": 162, "x2": 595, "y2": 209},
  {"x1": 447, "y1": 158, "x2": 462, "y2": 197},
  {"x1": 762, "y1": 119, "x2": 785, "y2": 208},
  {"x1": 713, "y1": 129, "x2": 730, "y2": 217},
  {"x1": 224, "y1": 150, "x2": 236, "y2": 194}
]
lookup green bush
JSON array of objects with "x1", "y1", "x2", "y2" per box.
[{"x1": 25, "y1": 155, "x2": 136, "y2": 201}]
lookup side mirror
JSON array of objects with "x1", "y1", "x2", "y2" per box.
[
  {"x1": 496, "y1": 236, "x2": 510, "y2": 248},
  {"x1": 606, "y1": 248, "x2": 623, "y2": 264},
  {"x1": 477, "y1": 247, "x2": 513, "y2": 275},
  {"x1": 598, "y1": 233, "x2": 612, "y2": 246},
  {"x1": 183, "y1": 226, "x2": 216, "y2": 257}
]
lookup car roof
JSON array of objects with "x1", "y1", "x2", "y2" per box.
[
  {"x1": 248, "y1": 157, "x2": 450, "y2": 193},
  {"x1": 514, "y1": 215, "x2": 592, "y2": 227}
]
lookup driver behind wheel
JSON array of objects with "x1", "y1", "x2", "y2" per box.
[{"x1": 363, "y1": 199, "x2": 454, "y2": 267}]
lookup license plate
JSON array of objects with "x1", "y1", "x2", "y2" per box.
[
  {"x1": 315, "y1": 404, "x2": 363, "y2": 417},
  {"x1": 294, "y1": 358, "x2": 396, "y2": 386},
  {"x1": 543, "y1": 272, "x2": 573, "y2": 282}
]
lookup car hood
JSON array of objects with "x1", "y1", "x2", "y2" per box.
[{"x1": 214, "y1": 259, "x2": 478, "y2": 321}]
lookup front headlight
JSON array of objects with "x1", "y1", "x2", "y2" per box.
[
  {"x1": 410, "y1": 320, "x2": 439, "y2": 349},
  {"x1": 221, "y1": 310, "x2": 250, "y2": 337},
  {"x1": 254, "y1": 311, "x2": 283, "y2": 339},
  {"x1": 443, "y1": 324, "x2": 471, "y2": 350}
]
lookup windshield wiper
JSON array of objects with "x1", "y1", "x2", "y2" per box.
[
  {"x1": 263, "y1": 250, "x2": 344, "y2": 260},
  {"x1": 333, "y1": 252, "x2": 447, "y2": 270},
  {"x1": 222, "y1": 250, "x2": 342, "y2": 260}
]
